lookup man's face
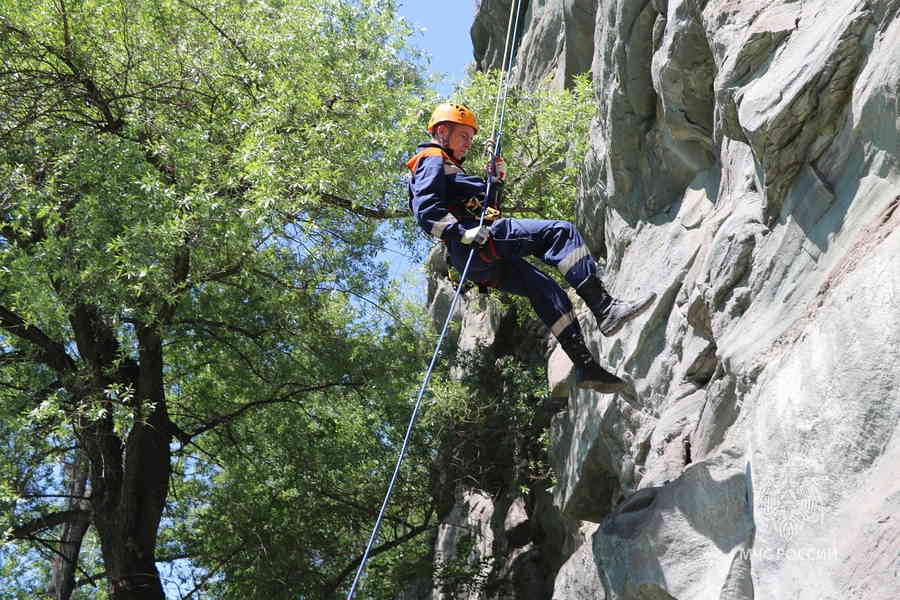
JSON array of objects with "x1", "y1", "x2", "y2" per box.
[{"x1": 440, "y1": 123, "x2": 475, "y2": 159}]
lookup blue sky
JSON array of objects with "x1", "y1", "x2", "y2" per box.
[
  {"x1": 375, "y1": 2, "x2": 478, "y2": 298},
  {"x1": 397, "y1": 1, "x2": 477, "y2": 96}
]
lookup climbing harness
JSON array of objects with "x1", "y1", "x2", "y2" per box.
[
  {"x1": 345, "y1": 2, "x2": 526, "y2": 597},
  {"x1": 462, "y1": 191, "x2": 503, "y2": 222}
]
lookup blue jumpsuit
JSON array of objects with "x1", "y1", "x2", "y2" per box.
[{"x1": 407, "y1": 143, "x2": 597, "y2": 339}]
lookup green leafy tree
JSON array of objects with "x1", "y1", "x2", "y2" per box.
[
  {"x1": 0, "y1": 0, "x2": 596, "y2": 596},
  {"x1": 0, "y1": 1, "x2": 437, "y2": 598}
]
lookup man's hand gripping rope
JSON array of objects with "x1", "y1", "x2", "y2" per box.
[{"x1": 462, "y1": 140, "x2": 508, "y2": 248}]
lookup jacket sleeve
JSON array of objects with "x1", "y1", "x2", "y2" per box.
[{"x1": 410, "y1": 155, "x2": 488, "y2": 242}]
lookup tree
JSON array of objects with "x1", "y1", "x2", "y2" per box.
[
  {"x1": 0, "y1": 1, "x2": 435, "y2": 598},
  {"x1": 0, "y1": 1, "x2": 597, "y2": 596}
]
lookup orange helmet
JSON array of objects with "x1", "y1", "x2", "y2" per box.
[{"x1": 427, "y1": 102, "x2": 478, "y2": 134}]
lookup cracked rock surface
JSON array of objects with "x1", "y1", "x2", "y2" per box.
[{"x1": 428, "y1": 1, "x2": 900, "y2": 598}]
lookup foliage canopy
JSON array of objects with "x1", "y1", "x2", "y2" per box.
[
  {"x1": 0, "y1": 0, "x2": 595, "y2": 598},
  {"x1": 1, "y1": 0, "x2": 434, "y2": 598}
]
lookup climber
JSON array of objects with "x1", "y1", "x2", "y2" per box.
[{"x1": 407, "y1": 102, "x2": 657, "y2": 393}]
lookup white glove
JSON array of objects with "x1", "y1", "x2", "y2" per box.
[{"x1": 460, "y1": 225, "x2": 491, "y2": 246}]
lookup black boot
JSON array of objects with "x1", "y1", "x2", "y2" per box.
[
  {"x1": 577, "y1": 277, "x2": 656, "y2": 336},
  {"x1": 557, "y1": 327, "x2": 626, "y2": 393}
]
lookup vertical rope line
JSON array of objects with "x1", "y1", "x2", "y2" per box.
[
  {"x1": 482, "y1": 0, "x2": 523, "y2": 227},
  {"x1": 344, "y1": 244, "x2": 476, "y2": 600},
  {"x1": 344, "y1": 2, "x2": 524, "y2": 597},
  {"x1": 488, "y1": 0, "x2": 520, "y2": 146},
  {"x1": 485, "y1": 0, "x2": 523, "y2": 173}
]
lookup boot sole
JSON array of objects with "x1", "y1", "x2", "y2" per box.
[{"x1": 600, "y1": 292, "x2": 657, "y2": 337}]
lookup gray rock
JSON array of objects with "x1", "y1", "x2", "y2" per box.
[
  {"x1": 547, "y1": 341, "x2": 574, "y2": 398},
  {"x1": 432, "y1": 489, "x2": 496, "y2": 600},
  {"x1": 734, "y1": 1, "x2": 874, "y2": 224},
  {"x1": 595, "y1": 457, "x2": 754, "y2": 600},
  {"x1": 428, "y1": 0, "x2": 900, "y2": 598},
  {"x1": 551, "y1": 523, "x2": 606, "y2": 599},
  {"x1": 425, "y1": 244, "x2": 457, "y2": 332},
  {"x1": 473, "y1": 0, "x2": 600, "y2": 89},
  {"x1": 472, "y1": 0, "x2": 515, "y2": 73}
]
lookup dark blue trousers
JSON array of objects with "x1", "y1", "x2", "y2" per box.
[{"x1": 446, "y1": 218, "x2": 596, "y2": 337}]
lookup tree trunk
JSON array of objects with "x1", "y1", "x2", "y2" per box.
[
  {"x1": 49, "y1": 453, "x2": 91, "y2": 600},
  {"x1": 81, "y1": 323, "x2": 172, "y2": 600}
]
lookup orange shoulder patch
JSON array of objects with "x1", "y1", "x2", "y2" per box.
[{"x1": 406, "y1": 147, "x2": 451, "y2": 174}]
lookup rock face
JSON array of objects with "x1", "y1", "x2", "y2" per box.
[{"x1": 436, "y1": 1, "x2": 900, "y2": 599}]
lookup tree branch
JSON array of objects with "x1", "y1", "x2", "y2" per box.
[
  {"x1": 19, "y1": 492, "x2": 91, "y2": 500},
  {"x1": 185, "y1": 381, "x2": 357, "y2": 440},
  {"x1": 173, "y1": 318, "x2": 261, "y2": 340},
  {"x1": 6, "y1": 509, "x2": 91, "y2": 541},
  {"x1": 174, "y1": 0, "x2": 251, "y2": 65},
  {"x1": 0, "y1": 304, "x2": 76, "y2": 373},
  {"x1": 179, "y1": 546, "x2": 243, "y2": 600},
  {"x1": 158, "y1": 245, "x2": 191, "y2": 324},
  {"x1": 312, "y1": 191, "x2": 408, "y2": 220},
  {"x1": 6, "y1": 16, "x2": 124, "y2": 134},
  {"x1": 325, "y1": 520, "x2": 434, "y2": 596}
]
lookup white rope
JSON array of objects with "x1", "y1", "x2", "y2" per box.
[
  {"x1": 487, "y1": 0, "x2": 524, "y2": 161},
  {"x1": 344, "y1": 2, "x2": 525, "y2": 597},
  {"x1": 488, "y1": 0, "x2": 520, "y2": 146}
]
